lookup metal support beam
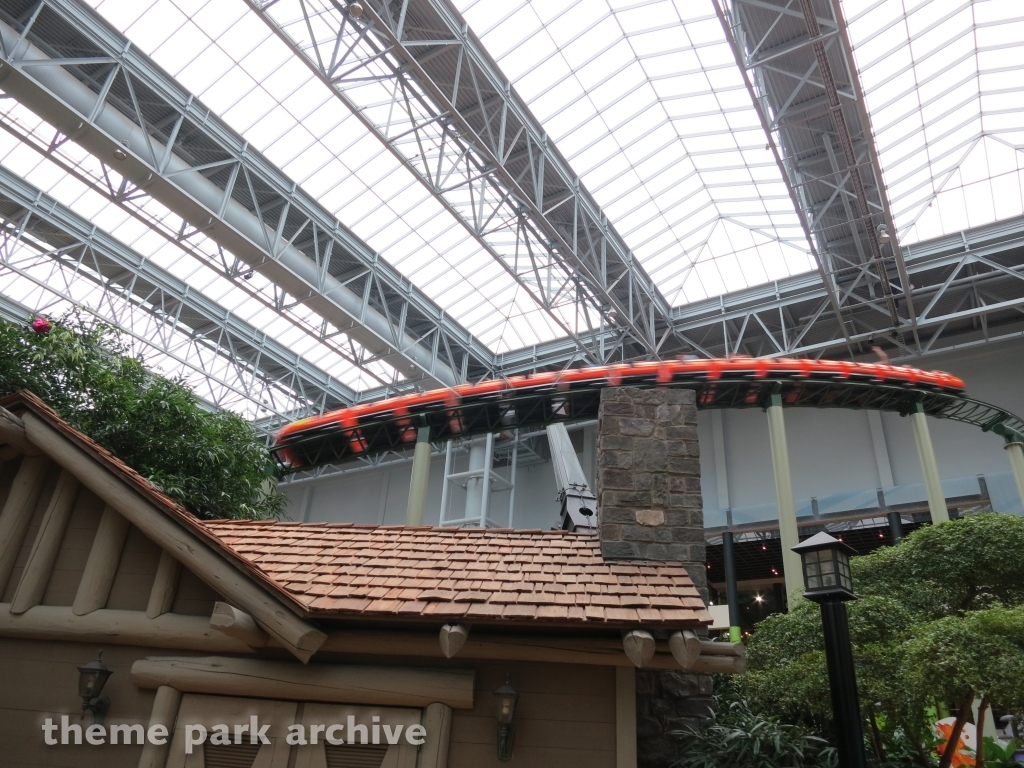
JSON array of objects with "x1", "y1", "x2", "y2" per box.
[
  {"x1": 909, "y1": 402, "x2": 949, "y2": 524},
  {"x1": 722, "y1": 530, "x2": 742, "y2": 642},
  {"x1": 1003, "y1": 438, "x2": 1024, "y2": 512},
  {"x1": 248, "y1": 0, "x2": 677, "y2": 362},
  {"x1": 405, "y1": 426, "x2": 432, "y2": 526},
  {"x1": 0, "y1": 0, "x2": 491, "y2": 388},
  {"x1": 0, "y1": 164, "x2": 355, "y2": 423},
  {"x1": 765, "y1": 392, "x2": 803, "y2": 603},
  {"x1": 887, "y1": 511, "x2": 903, "y2": 546}
]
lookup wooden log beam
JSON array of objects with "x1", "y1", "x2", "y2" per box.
[
  {"x1": 0, "y1": 604, "x2": 253, "y2": 652},
  {"x1": 138, "y1": 686, "x2": 181, "y2": 768},
  {"x1": 698, "y1": 639, "x2": 746, "y2": 658},
  {"x1": 0, "y1": 406, "x2": 41, "y2": 456},
  {"x1": 623, "y1": 629, "x2": 656, "y2": 668},
  {"x1": 669, "y1": 630, "x2": 701, "y2": 670},
  {"x1": 319, "y1": 628, "x2": 740, "y2": 672},
  {"x1": 11, "y1": 469, "x2": 79, "y2": 614},
  {"x1": 209, "y1": 601, "x2": 268, "y2": 648},
  {"x1": 146, "y1": 550, "x2": 181, "y2": 619},
  {"x1": 73, "y1": 505, "x2": 130, "y2": 616},
  {"x1": 438, "y1": 624, "x2": 468, "y2": 659},
  {"x1": 131, "y1": 656, "x2": 476, "y2": 710},
  {"x1": 0, "y1": 455, "x2": 49, "y2": 596},
  {"x1": 23, "y1": 412, "x2": 326, "y2": 662}
]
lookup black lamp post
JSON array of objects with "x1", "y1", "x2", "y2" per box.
[
  {"x1": 493, "y1": 678, "x2": 519, "y2": 762},
  {"x1": 792, "y1": 532, "x2": 867, "y2": 768}
]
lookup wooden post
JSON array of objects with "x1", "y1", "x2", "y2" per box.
[
  {"x1": 418, "y1": 702, "x2": 452, "y2": 768},
  {"x1": 615, "y1": 667, "x2": 637, "y2": 768},
  {"x1": 669, "y1": 630, "x2": 700, "y2": 670},
  {"x1": 438, "y1": 623, "x2": 469, "y2": 658},
  {"x1": 24, "y1": 412, "x2": 327, "y2": 662},
  {"x1": 146, "y1": 551, "x2": 181, "y2": 619},
  {"x1": 138, "y1": 685, "x2": 181, "y2": 768},
  {"x1": 73, "y1": 505, "x2": 130, "y2": 615},
  {"x1": 10, "y1": 469, "x2": 79, "y2": 614},
  {"x1": 0, "y1": 455, "x2": 49, "y2": 596}
]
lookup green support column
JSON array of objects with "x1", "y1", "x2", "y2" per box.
[
  {"x1": 405, "y1": 426, "x2": 432, "y2": 526},
  {"x1": 766, "y1": 392, "x2": 804, "y2": 604},
  {"x1": 1003, "y1": 436, "x2": 1024, "y2": 511},
  {"x1": 909, "y1": 403, "x2": 949, "y2": 524}
]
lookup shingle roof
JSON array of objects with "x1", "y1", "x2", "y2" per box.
[
  {"x1": 203, "y1": 521, "x2": 711, "y2": 628},
  {"x1": 2, "y1": 390, "x2": 710, "y2": 630}
]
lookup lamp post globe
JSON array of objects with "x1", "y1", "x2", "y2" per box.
[{"x1": 792, "y1": 533, "x2": 867, "y2": 768}]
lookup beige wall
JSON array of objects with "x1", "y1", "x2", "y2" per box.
[{"x1": 0, "y1": 456, "x2": 619, "y2": 768}]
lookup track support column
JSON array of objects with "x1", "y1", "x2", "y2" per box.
[
  {"x1": 722, "y1": 531, "x2": 742, "y2": 642},
  {"x1": 406, "y1": 426, "x2": 431, "y2": 526},
  {"x1": 1003, "y1": 437, "x2": 1024, "y2": 512},
  {"x1": 765, "y1": 392, "x2": 803, "y2": 605},
  {"x1": 909, "y1": 403, "x2": 948, "y2": 524}
]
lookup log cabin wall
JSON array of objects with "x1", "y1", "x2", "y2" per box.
[{"x1": 0, "y1": 634, "x2": 619, "y2": 768}]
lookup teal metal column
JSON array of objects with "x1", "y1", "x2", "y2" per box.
[
  {"x1": 405, "y1": 426, "x2": 431, "y2": 526},
  {"x1": 909, "y1": 403, "x2": 948, "y2": 524},
  {"x1": 1003, "y1": 436, "x2": 1024, "y2": 511},
  {"x1": 766, "y1": 392, "x2": 804, "y2": 604}
]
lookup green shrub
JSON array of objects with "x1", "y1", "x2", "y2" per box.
[
  {"x1": 0, "y1": 314, "x2": 283, "y2": 520},
  {"x1": 669, "y1": 697, "x2": 838, "y2": 768}
]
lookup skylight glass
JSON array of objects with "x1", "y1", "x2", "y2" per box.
[
  {"x1": 86, "y1": 0, "x2": 569, "y2": 353},
  {"x1": 844, "y1": 0, "x2": 1024, "y2": 244},
  {"x1": 454, "y1": 0, "x2": 816, "y2": 305}
]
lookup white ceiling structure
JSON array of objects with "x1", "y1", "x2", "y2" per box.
[{"x1": 0, "y1": 0, "x2": 1021, "y2": 425}]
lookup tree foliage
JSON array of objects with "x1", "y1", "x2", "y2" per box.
[
  {"x1": 736, "y1": 514, "x2": 1024, "y2": 766},
  {"x1": 0, "y1": 314, "x2": 283, "y2": 520}
]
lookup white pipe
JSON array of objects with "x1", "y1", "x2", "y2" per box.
[
  {"x1": 480, "y1": 433, "x2": 494, "y2": 527},
  {"x1": 439, "y1": 440, "x2": 453, "y2": 524},
  {"x1": 507, "y1": 430, "x2": 518, "y2": 528}
]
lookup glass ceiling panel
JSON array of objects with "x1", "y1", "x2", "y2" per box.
[
  {"x1": 86, "y1": 0, "x2": 568, "y2": 354},
  {"x1": 844, "y1": 0, "x2": 1024, "y2": 245},
  {"x1": 454, "y1": 0, "x2": 817, "y2": 305},
  {"x1": 0, "y1": 99, "x2": 397, "y2": 392}
]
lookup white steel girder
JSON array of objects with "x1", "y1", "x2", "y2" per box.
[
  {"x1": 0, "y1": 0, "x2": 497, "y2": 390},
  {"x1": 0, "y1": 164, "x2": 353, "y2": 426},
  {"x1": 247, "y1": 0, "x2": 685, "y2": 362}
]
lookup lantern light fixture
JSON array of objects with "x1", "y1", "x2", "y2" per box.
[
  {"x1": 493, "y1": 677, "x2": 519, "y2": 761},
  {"x1": 77, "y1": 651, "x2": 112, "y2": 724},
  {"x1": 792, "y1": 531, "x2": 856, "y2": 602}
]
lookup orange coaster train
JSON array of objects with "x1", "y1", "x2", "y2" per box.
[{"x1": 273, "y1": 358, "x2": 980, "y2": 471}]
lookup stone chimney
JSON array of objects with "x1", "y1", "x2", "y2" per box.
[
  {"x1": 597, "y1": 386, "x2": 712, "y2": 768},
  {"x1": 595, "y1": 386, "x2": 706, "y2": 596}
]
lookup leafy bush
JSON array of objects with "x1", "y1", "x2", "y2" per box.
[
  {"x1": 0, "y1": 314, "x2": 283, "y2": 520},
  {"x1": 736, "y1": 514, "x2": 1024, "y2": 767},
  {"x1": 669, "y1": 697, "x2": 838, "y2": 768}
]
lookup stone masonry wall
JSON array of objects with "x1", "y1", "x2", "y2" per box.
[
  {"x1": 596, "y1": 387, "x2": 713, "y2": 768},
  {"x1": 596, "y1": 386, "x2": 707, "y2": 595}
]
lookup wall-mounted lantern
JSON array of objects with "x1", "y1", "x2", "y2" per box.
[
  {"x1": 493, "y1": 677, "x2": 519, "y2": 762},
  {"x1": 77, "y1": 651, "x2": 112, "y2": 724}
]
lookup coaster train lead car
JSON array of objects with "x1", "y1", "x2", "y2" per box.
[{"x1": 272, "y1": 357, "x2": 1024, "y2": 471}]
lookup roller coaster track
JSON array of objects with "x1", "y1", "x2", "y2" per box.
[{"x1": 273, "y1": 359, "x2": 1024, "y2": 471}]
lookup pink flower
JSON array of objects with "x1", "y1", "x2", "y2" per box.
[{"x1": 31, "y1": 317, "x2": 52, "y2": 335}]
